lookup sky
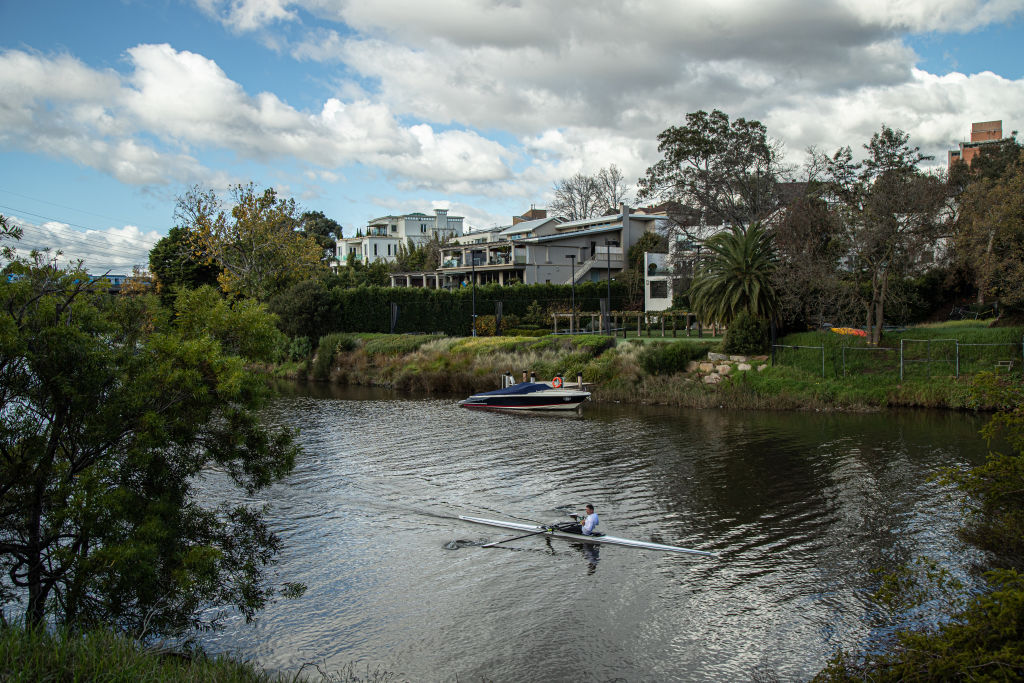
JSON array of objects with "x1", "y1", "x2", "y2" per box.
[{"x1": 1, "y1": 0, "x2": 1023, "y2": 273}]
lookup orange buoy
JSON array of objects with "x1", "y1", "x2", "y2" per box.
[{"x1": 551, "y1": 376, "x2": 563, "y2": 389}]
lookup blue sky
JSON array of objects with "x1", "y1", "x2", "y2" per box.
[{"x1": 2, "y1": 0, "x2": 1023, "y2": 272}]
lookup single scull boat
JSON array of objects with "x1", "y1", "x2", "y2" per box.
[{"x1": 458, "y1": 515, "x2": 715, "y2": 557}]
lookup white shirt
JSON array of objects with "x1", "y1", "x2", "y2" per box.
[{"x1": 581, "y1": 512, "x2": 599, "y2": 535}]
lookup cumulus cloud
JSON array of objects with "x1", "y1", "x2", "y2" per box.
[
  {"x1": 0, "y1": 44, "x2": 515, "y2": 194},
  {"x1": 6, "y1": 215, "x2": 162, "y2": 273}
]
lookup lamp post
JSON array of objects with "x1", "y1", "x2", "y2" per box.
[
  {"x1": 565, "y1": 253, "x2": 577, "y2": 333},
  {"x1": 604, "y1": 240, "x2": 613, "y2": 334},
  {"x1": 470, "y1": 249, "x2": 479, "y2": 337}
]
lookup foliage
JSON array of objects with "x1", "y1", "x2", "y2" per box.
[
  {"x1": 810, "y1": 125, "x2": 949, "y2": 344},
  {"x1": 1, "y1": 214, "x2": 23, "y2": 259},
  {"x1": 639, "y1": 341, "x2": 714, "y2": 375},
  {"x1": 297, "y1": 209, "x2": 342, "y2": 253},
  {"x1": 172, "y1": 285, "x2": 287, "y2": 362},
  {"x1": 688, "y1": 223, "x2": 780, "y2": 325},
  {"x1": 175, "y1": 183, "x2": 327, "y2": 301},
  {"x1": 638, "y1": 109, "x2": 785, "y2": 228},
  {"x1": 954, "y1": 150, "x2": 1024, "y2": 308},
  {"x1": 723, "y1": 312, "x2": 769, "y2": 354},
  {"x1": 286, "y1": 336, "x2": 312, "y2": 361},
  {"x1": 814, "y1": 569, "x2": 1024, "y2": 682},
  {"x1": 771, "y1": 195, "x2": 856, "y2": 330},
  {"x1": 311, "y1": 333, "x2": 358, "y2": 379},
  {"x1": 0, "y1": 254, "x2": 299, "y2": 634},
  {"x1": 268, "y1": 279, "x2": 341, "y2": 341},
  {"x1": 0, "y1": 624, "x2": 403, "y2": 682},
  {"x1": 330, "y1": 258, "x2": 391, "y2": 288},
  {"x1": 392, "y1": 235, "x2": 448, "y2": 272},
  {"x1": 147, "y1": 226, "x2": 220, "y2": 302}
]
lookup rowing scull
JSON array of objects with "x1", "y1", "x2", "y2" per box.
[{"x1": 458, "y1": 515, "x2": 715, "y2": 557}]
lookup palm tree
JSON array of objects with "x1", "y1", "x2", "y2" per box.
[{"x1": 688, "y1": 222, "x2": 779, "y2": 325}]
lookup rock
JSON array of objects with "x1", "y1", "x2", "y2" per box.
[
  {"x1": 729, "y1": 355, "x2": 749, "y2": 362},
  {"x1": 752, "y1": 355, "x2": 769, "y2": 361},
  {"x1": 686, "y1": 361, "x2": 699, "y2": 373},
  {"x1": 707, "y1": 352, "x2": 729, "y2": 362},
  {"x1": 703, "y1": 373, "x2": 723, "y2": 384},
  {"x1": 757, "y1": 364, "x2": 768, "y2": 371},
  {"x1": 699, "y1": 362, "x2": 715, "y2": 373},
  {"x1": 716, "y1": 364, "x2": 732, "y2": 375},
  {"x1": 737, "y1": 363, "x2": 752, "y2": 371}
]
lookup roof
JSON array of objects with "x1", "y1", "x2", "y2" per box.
[
  {"x1": 498, "y1": 216, "x2": 558, "y2": 236},
  {"x1": 554, "y1": 212, "x2": 657, "y2": 232},
  {"x1": 525, "y1": 224, "x2": 629, "y2": 243}
]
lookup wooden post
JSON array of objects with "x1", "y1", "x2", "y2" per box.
[
  {"x1": 637, "y1": 314, "x2": 641, "y2": 338},
  {"x1": 661, "y1": 315, "x2": 665, "y2": 337},
  {"x1": 672, "y1": 314, "x2": 677, "y2": 338}
]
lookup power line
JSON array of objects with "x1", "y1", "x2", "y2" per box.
[{"x1": 0, "y1": 188, "x2": 163, "y2": 234}]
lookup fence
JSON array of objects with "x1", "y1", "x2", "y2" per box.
[
  {"x1": 772, "y1": 335, "x2": 1024, "y2": 381},
  {"x1": 551, "y1": 311, "x2": 721, "y2": 339}
]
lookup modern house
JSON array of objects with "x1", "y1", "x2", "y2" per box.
[
  {"x1": 389, "y1": 205, "x2": 664, "y2": 290},
  {"x1": 336, "y1": 208, "x2": 464, "y2": 266}
]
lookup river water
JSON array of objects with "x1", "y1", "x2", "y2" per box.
[{"x1": 201, "y1": 384, "x2": 989, "y2": 682}]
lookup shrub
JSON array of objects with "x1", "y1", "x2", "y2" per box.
[
  {"x1": 287, "y1": 336, "x2": 312, "y2": 361},
  {"x1": 639, "y1": 341, "x2": 715, "y2": 375},
  {"x1": 312, "y1": 332, "x2": 357, "y2": 379},
  {"x1": 474, "y1": 315, "x2": 497, "y2": 337},
  {"x1": 724, "y1": 312, "x2": 769, "y2": 354}
]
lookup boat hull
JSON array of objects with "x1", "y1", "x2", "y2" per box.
[
  {"x1": 458, "y1": 390, "x2": 589, "y2": 411},
  {"x1": 458, "y1": 515, "x2": 714, "y2": 556}
]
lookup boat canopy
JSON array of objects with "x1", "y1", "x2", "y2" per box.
[{"x1": 473, "y1": 382, "x2": 551, "y2": 397}]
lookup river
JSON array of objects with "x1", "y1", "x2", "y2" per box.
[{"x1": 200, "y1": 383, "x2": 989, "y2": 682}]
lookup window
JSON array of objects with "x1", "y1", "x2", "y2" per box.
[
  {"x1": 650, "y1": 281, "x2": 668, "y2": 299},
  {"x1": 421, "y1": 223, "x2": 427, "y2": 233},
  {"x1": 373, "y1": 244, "x2": 378, "y2": 256}
]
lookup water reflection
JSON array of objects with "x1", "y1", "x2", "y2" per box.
[{"x1": 200, "y1": 385, "x2": 988, "y2": 681}]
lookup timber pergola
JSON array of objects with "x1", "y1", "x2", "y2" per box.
[{"x1": 551, "y1": 311, "x2": 721, "y2": 338}]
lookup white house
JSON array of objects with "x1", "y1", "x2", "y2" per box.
[{"x1": 336, "y1": 208, "x2": 464, "y2": 266}]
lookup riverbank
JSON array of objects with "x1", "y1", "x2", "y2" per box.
[{"x1": 267, "y1": 325, "x2": 1023, "y2": 412}]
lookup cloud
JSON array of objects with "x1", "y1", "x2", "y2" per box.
[
  {"x1": 0, "y1": 45, "x2": 516, "y2": 193},
  {"x1": 6, "y1": 215, "x2": 162, "y2": 272}
]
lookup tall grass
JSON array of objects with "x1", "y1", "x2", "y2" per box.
[{"x1": 0, "y1": 625, "x2": 406, "y2": 683}]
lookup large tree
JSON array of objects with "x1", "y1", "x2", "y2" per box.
[
  {"x1": 811, "y1": 126, "x2": 949, "y2": 344},
  {"x1": 953, "y1": 149, "x2": 1024, "y2": 307},
  {"x1": 0, "y1": 242, "x2": 299, "y2": 634},
  {"x1": 176, "y1": 184, "x2": 327, "y2": 301},
  {"x1": 638, "y1": 109, "x2": 786, "y2": 230},
  {"x1": 550, "y1": 164, "x2": 633, "y2": 221}
]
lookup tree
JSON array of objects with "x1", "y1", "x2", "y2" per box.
[
  {"x1": 550, "y1": 164, "x2": 634, "y2": 221},
  {"x1": 812, "y1": 126, "x2": 949, "y2": 344},
  {"x1": 176, "y1": 184, "x2": 327, "y2": 301},
  {"x1": 297, "y1": 210, "x2": 343, "y2": 257},
  {"x1": 0, "y1": 247, "x2": 299, "y2": 634},
  {"x1": 771, "y1": 195, "x2": 858, "y2": 329},
  {"x1": 268, "y1": 279, "x2": 340, "y2": 341},
  {"x1": 393, "y1": 235, "x2": 447, "y2": 272},
  {"x1": 148, "y1": 226, "x2": 220, "y2": 301},
  {"x1": 638, "y1": 109, "x2": 786, "y2": 229},
  {"x1": 687, "y1": 223, "x2": 779, "y2": 326},
  {"x1": 954, "y1": 149, "x2": 1024, "y2": 308}
]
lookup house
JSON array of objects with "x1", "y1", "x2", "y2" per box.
[
  {"x1": 389, "y1": 205, "x2": 662, "y2": 289},
  {"x1": 336, "y1": 208, "x2": 464, "y2": 266}
]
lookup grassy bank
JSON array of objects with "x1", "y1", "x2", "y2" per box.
[
  {"x1": 0, "y1": 625, "x2": 403, "y2": 683},
  {"x1": 268, "y1": 322, "x2": 1023, "y2": 411}
]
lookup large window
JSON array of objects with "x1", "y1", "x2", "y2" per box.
[{"x1": 649, "y1": 280, "x2": 668, "y2": 299}]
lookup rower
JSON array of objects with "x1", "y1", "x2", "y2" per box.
[{"x1": 564, "y1": 504, "x2": 599, "y2": 536}]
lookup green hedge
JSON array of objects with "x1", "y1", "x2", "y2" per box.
[{"x1": 324, "y1": 281, "x2": 629, "y2": 337}]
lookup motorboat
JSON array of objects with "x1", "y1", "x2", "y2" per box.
[{"x1": 458, "y1": 373, "x2": 590, "y2": 411}]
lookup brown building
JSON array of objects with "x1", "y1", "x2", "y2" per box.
[{"x1": 949, "y1": 120, "x2": 1006, "y2": 169}]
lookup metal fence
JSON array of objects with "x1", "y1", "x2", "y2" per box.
[{"x1": 772, "y1": 336, "x2": 1023, "y2": 381}]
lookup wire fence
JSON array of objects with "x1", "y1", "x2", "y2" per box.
[{"x1": 772, "y1": 336, "x2": 1024, "y2": 381}]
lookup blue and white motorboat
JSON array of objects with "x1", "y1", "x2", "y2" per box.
[{"x1": 458, "y1": 374, "x2": 590, "y2": 411}]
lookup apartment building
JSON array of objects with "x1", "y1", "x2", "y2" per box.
[{"x1": 336, "y1": 208, "x2": 464, "y2": 266}]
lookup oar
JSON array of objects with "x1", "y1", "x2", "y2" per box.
[{"x1": 482, "y1": 527, "x2": 555, "y2": 548}]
